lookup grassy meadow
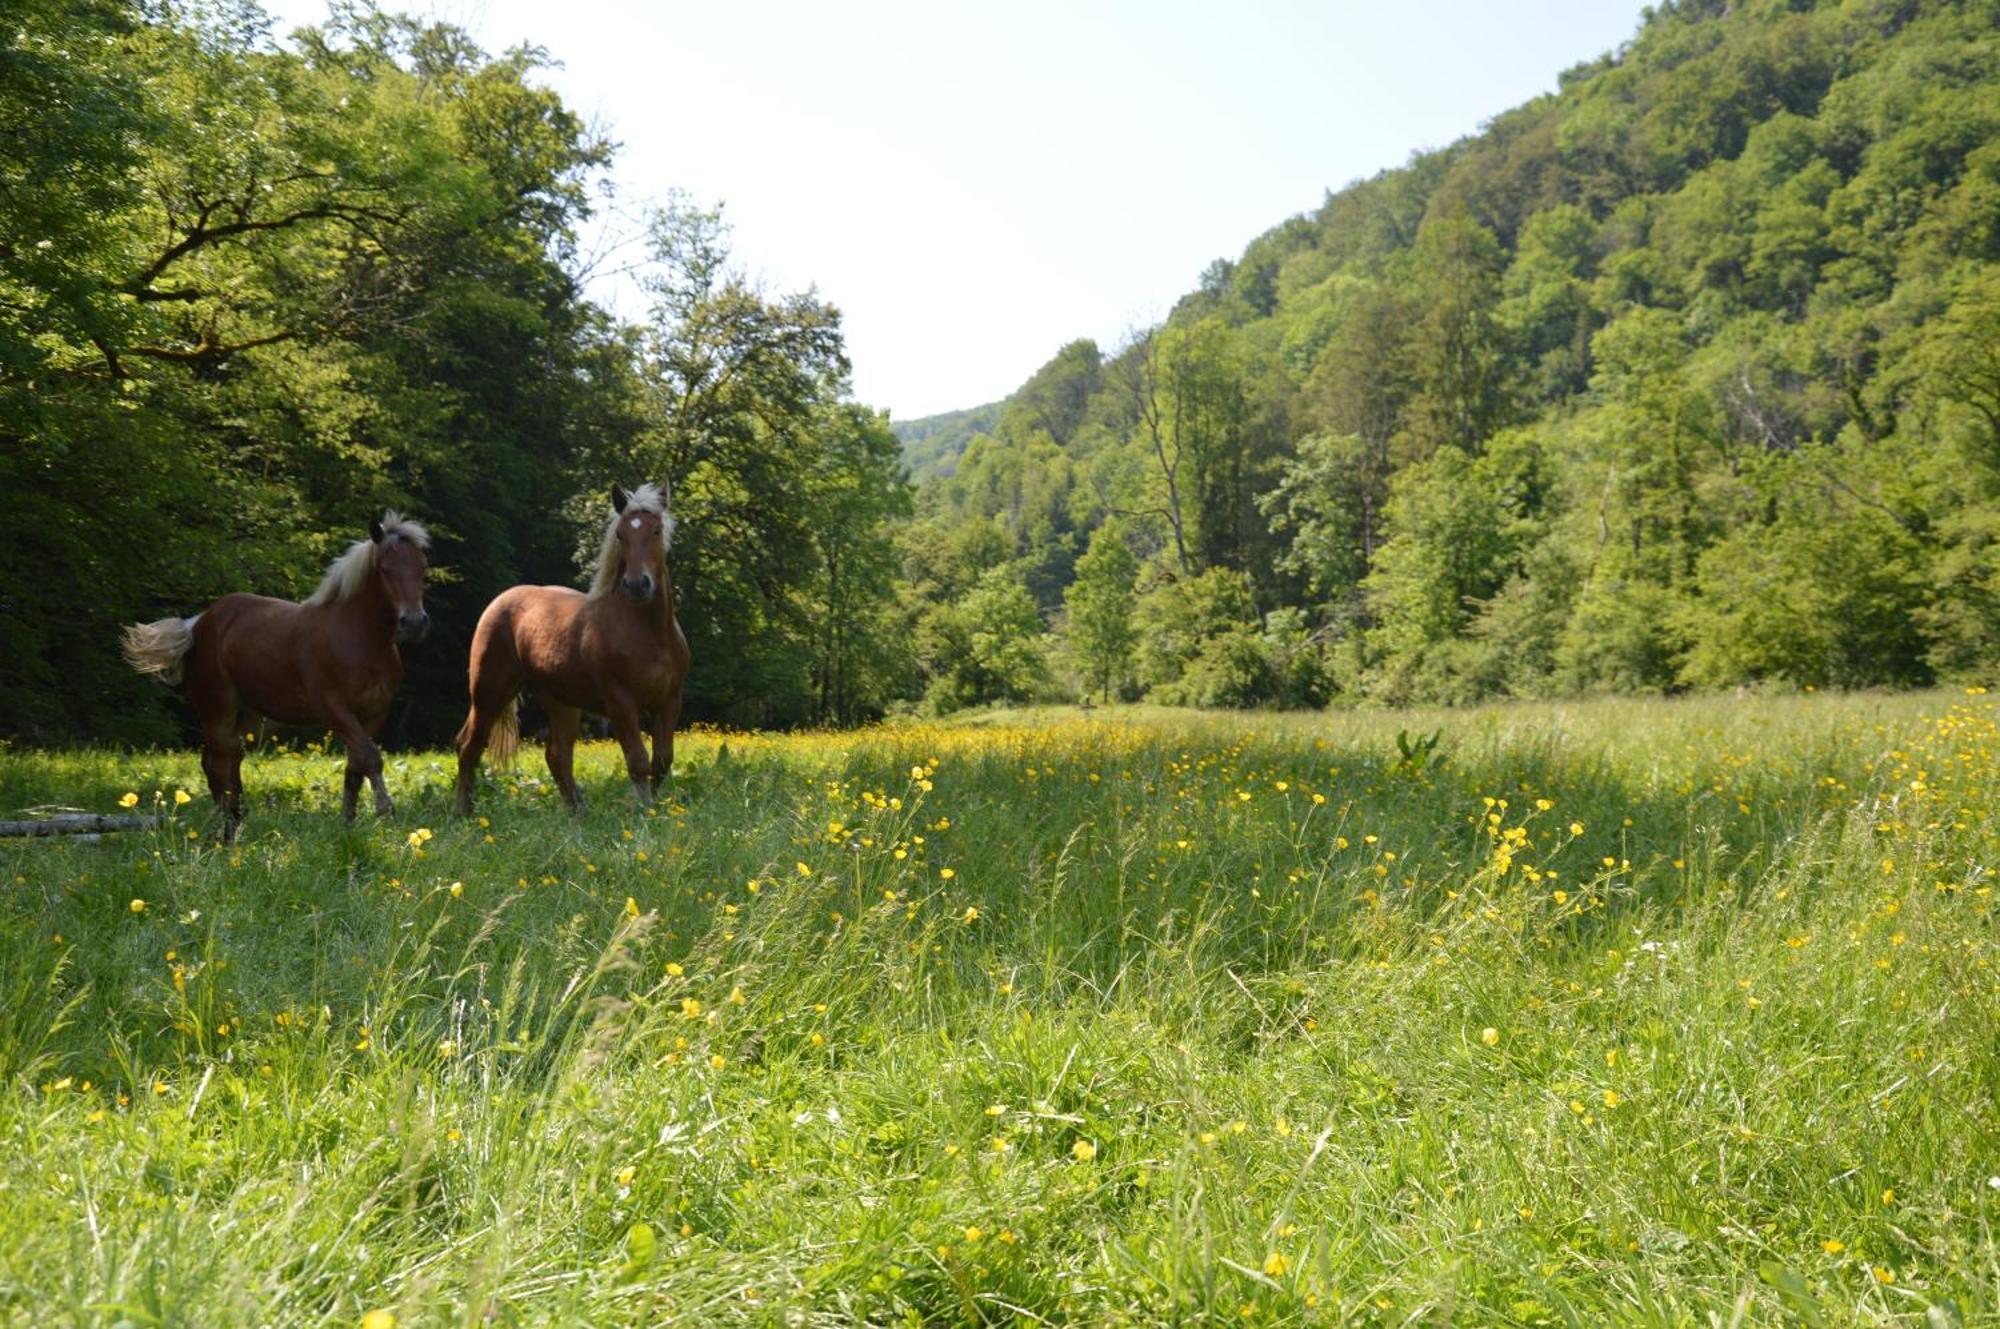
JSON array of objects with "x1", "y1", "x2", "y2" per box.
[{"x1": 0, "y1": 692, "x2": 1996, "y2": 1325}]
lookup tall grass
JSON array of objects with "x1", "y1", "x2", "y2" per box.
[{"x1": 0, "y1": 691, "x2": 1995, "y2": 1324}]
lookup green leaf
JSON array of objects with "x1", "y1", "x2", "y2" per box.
[
  {"x1": 1757, "y1": 1262, "x2": 1827, "y2": 1329},
  {"x1": 616, "y1": 1221, "x2": 657, "y2": 1283}
]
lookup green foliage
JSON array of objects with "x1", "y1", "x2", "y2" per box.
[
  {"x1": 1258, "y1": 432, "x2": 1375, "y2": 607},
  {"x1": 890, "y1": 400, "x2": 1003, "y2": 483},
  {"x1": 1677, "y1": 451, "x2": 1932, "y2": 689},
  {"x1": 1, "y1": 3, "x2": 906, "y2": 740},
  {"x1": 1392, "y1": 726, "x2": 1443, "y2": 776},
  {"x1": 1, "y1": 1, "x2": 621, "y2": 740},
  {"x1": 1133, "y1": 568, "x2": 1259, "y2": 697},
  {"x1": 897, "y1": 0, "x2": 2000, "y2": 712},
  {"x1": 916, "y1": 569, "x2": 1049, "y2": 713},
  {"x1": 1061, "y1": 519, "x2": 1140, "y2": 701},
  {"x1": 1362, "y1": 435, "x2": 1555, "y2": 704},
  {"x1": 595, "y1": 195, "x2": 899, "y2": 727},
  {"x1": 806, "y1": 405, "x2": 917, "y2": 725}
]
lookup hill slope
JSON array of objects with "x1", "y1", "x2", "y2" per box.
[
  {"x1": 899, "y1": 0, "x2": 2000, "y2": 712},
  {"x1": 891, "y1": 400, "x2": 1003, "y2": 482}
]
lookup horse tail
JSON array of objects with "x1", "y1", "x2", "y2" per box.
[
  {"x1": 121, "y1": 614, "x2": 199, "y2": 685},
  {"x1": 488, "y1": 695, "x2": 521, "y2": 768}
]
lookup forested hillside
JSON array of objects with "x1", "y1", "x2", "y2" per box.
[
  {"x1": 891, "y1": 401, "x2": 1003, "y2": 483},
  {"x1": 898, "y1": 0, "x2": 2000, "y2": 711},
  {"x1": 8, "y1": 0, "x2": 1998, "y2": 745}
]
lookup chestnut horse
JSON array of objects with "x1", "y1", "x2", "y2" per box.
[
  {"x1": 121, "y1": 513, "x2": 431, "y2": 833},
  {"x1": 453, "y1": 483, "x2": 690, "y2": 814}
]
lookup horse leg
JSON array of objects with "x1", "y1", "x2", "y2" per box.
[
  {"x1": 454, "y1": 686, "x2": 512, "y2": 817},
  {"x1": 189, "y1": 660, "x2": 244, "y2": 832},
  {"x1": 185, "y1": 650, "x2": 242, "y2": 836},
  {"x1": 363, "y1": 722, "x2": 394, "y2": 817},
  {"x1": 605, "y1": 693, "x2": 653, "y2": 805},
  {"x1": 453, "y1": 707, "x2": 490, "y2": 818},
  {"x1": 200, "y1": 721, "x2": 244, "y2": 839},
  {"x1": 230, "y1": 712, "x2": 263, "y2": 818},
  {"x1": 649, "y1": 683, "x2": 683, "y2": 795},
  {"x1": 455, "y1": 630, "x2": 524, "y2": 817},
  {"x1": 325, "y1": 703, "x2": 389, "y2": 821},
  {"x1": 544, "y1": 702, "x2": 584, "y2": 813}
]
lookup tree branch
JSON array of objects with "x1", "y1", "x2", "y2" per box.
[{"x1": 127, "y1": 200, "x2": 405, "y2": 295}]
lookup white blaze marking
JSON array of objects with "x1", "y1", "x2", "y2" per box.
[{"x1": 630, "y1": 517, "x2": 642, "y2": 529}]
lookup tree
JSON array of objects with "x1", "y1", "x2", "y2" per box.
[
  {"x1": 917, "y1": 570, "x2": 1048, "y2": 713},
  {"x1": 1678, "y1": 474, "x2": 1930, "y2": 689},
  {"x1": 1363, "y1": 433, "x2": 1555, "y2": 704},
  {"x1": 608, "y1": 194, "x2": 850, "y2": 724},
  {"x1": 1259, "y1": 433, "x2": 1376, "y2": 614},
  {"x1": 1063, "y1": 520, "x2": 1139, "y2": 701},
  {"x1": 1403, "y1": 214, "x2": 1514, "y2": 457},
  {"x1": 1110, "y1": 330, "x2": 1194, "y2": 576},
  {"x1": 807, "y1": 404, "x2": 914, "y2": 725},
  {"x1": 1132, "y1": 568, "x2": 1260, "y2": 697},
  {"x1": 1299, "y1": 284, "x2": 1411, "y2": 568},
  {"x1": 1006, "y1": 339, "x2": 1102, "y2": 446}
]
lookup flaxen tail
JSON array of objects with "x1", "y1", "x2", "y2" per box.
[
  {"x1": 488, "y1": 695, "x2": 522, "y2": 767},
  {"x1": 121, "y1": 615, "x2": 199, "y2": 685}
]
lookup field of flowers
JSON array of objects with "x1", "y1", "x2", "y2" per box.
[{"x1": 0, "y1": 691, "x2": 1995, "y2": 1325}]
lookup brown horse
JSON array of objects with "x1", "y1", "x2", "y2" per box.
[
  {"x1": 121, "y1": 513, "x2": 432, "y2": 832},
  {"x1": 453, "y1": 483, "x2": 691, "y2": 815}
]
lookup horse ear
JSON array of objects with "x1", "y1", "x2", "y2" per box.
[
  {"x1": 659, "y1": 477, "x2": 672, "y2": 508},
  {"x1": 611, "y1": 484, "x2": 628, "y2": 514},
  {"x1": 369, "y1": 517, "x2": 385, "y2": 544}
]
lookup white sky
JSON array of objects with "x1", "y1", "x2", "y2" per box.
[{"x1": 258, "y1": 0, "x2": 1651, "y2": 420}]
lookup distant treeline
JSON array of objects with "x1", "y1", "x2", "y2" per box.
[
  {"x1": 893, "y1": 401, "x2": 1003, "y2": 484},
  {"x1": 895, "y1": 0, "x2": 2000, "y2": 711}
]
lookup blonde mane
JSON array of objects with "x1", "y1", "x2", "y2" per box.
[
  {"x1": 305, "y1": 511, "x2": 431, "y2": 606},
  {"x1": 589, "y1": 484, "x2": 675, "y2": 597}
]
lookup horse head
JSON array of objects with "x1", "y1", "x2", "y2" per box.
[
  {"x1": 609, "y1": 483, "x2": 673, "y2": 605},
  {"x1": 370, "y1": 514, "x2": 432, "y2": 642}
]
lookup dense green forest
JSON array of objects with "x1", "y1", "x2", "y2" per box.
[
  {"x1": 898, "y1": 0, "x2": 2000, "y2": 711},
  {"x1": 6, "y1": 0, "x2": 1999, "y2": 746},
  {"x1": 891, "y1": 399, "x2": 1002, "y2": 483}
]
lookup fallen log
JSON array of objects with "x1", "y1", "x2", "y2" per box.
[{"x1": 0, "y1": 813, "x2": 160, "y2": 838}]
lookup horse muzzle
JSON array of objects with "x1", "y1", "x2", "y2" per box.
[
  {"x1": 397, "y1": 611, "x2": 432, "y2": 643},
  {"x1": 622, "y1": 574, "x2": 656, "y2": 603}
]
